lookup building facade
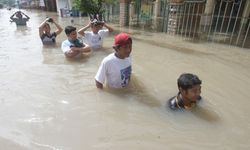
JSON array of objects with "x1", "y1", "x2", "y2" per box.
[{"x1": 116, "y1": 0, "x2": 250, "y2": 48}]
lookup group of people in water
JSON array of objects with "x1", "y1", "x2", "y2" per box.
[{"x1": 10, "y1": 11, "x2": 202, "y2": 111}]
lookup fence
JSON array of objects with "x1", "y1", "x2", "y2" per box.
[
  {"x1": 105, "y1": 0, "x2": 250, "y2": 48},
  {"x1": 163, "y1": 0, "x2": 250, "y2": 48}
]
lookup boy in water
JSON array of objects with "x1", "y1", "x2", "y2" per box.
[
  {"x1": 78, "y1": 18, "x2": 114, "y2": 50},
  {"x1": 10, "y1": 11, "x2": 30, "y2": 26},
  {"x1": 95, "y1": 33, "x2": 132, "y2": 89},
  {"x1": 61, "y1": 26, "x2": 91, "y2": 58},
  {"x1": 168, "y1": 73, "x2": 202, "y2": 110}
]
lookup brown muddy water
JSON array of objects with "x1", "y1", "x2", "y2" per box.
[{"x1": 0, "y1": 9, "x2": 250, "y2": 150}]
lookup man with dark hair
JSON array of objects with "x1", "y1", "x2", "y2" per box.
[
  {"x1": 78, "y1": 18, "x2": 114, "y2": 50},
  {"x1": 95, "y1": 33, "x2": 132, "y2": 89},
  {"x1": 61, "y1": 26, "x2": 91, "y2": 58},
  {"x1": 10, "y1": 11, "x2": 30, "y2": 26},
  {"x1": 168, "y1": 73, "x2": 202, "y2": 110}
]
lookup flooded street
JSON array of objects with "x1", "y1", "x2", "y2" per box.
[{"x1": 1, "y1": 9, "x2": 250, "y2": 150}]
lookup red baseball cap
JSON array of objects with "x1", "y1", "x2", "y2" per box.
[{"x1": 113, "y1": 33, "x2": 132, "y2": 47}]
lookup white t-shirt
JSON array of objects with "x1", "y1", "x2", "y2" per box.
[
  {"x1": 95, "y1": 53, "x2": 132, "y2": 88},
  {"x1": 61, "y1": 39, "x2": 73, "y2": 53},
  {"x1": 61, "y1": 39, "x2": 85, "y2": 53},
  {"x1": 84, "y1": 29, "x2": 109, "y2": 49}
]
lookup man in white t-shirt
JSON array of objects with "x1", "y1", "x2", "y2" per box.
[
  {"x1": 61, "y1": 26, "x2": 91, "y2": 58},
  {"x1": 78, "y1": 20, "x2": 114, "y2": 50},
  {"x1": 95, "y1": 33, "x2": 132, "y2": 89}
]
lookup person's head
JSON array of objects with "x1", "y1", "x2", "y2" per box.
[
  {"x1": 43, "y1": 23, "x2": 51, "y2": 34},
  {"x1": 65, "y1": 26, "x2": 77, "y2": 40},
  {"x1": 16, "y1": 11, "x2": 22, "y2": 19},
  {"x1": 177, "y1": 73, "x2": 202, "y2": 102},
  {"x1": 113, "y1": 33, "x2": 132, "y2": 59},
  {"x1": 90, "y1": 19, "x2": 104, "y2": 34}
]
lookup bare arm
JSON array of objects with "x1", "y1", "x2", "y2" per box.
[
  {"x1": 95, "y1": 80, "x2": 103, "y2": 89},
  {"x1": 103, "y1": 23, "x2": 114, "y2": 33},
  {"x1": 53, "y1": 21, "x2": 63, "y2": 36},
  {"x1": 38, "y1": 18, "x2": 49, "y2": 37},
  {"x1": 10, "y1": 12, "x2": 16, "y2": 20},
  {"x1": 70, "y1": 45, "x2": 91, "y2": 53},
  {"x1": 78, "y1": 22, "x2": 91, "y2": 36},
  {"x1": 21, "y1": 12, "x2": 30, "y2": 19}
]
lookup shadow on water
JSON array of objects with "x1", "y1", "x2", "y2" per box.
[
  {"x1": 103, "y1": 75, "x2": 162, "y2": 108},
  {"x1": 165, "y1": 96, "x2": 220, "y2": 123},
  {"x1": 190, "y1": 105, "x2": 220, "y2": 123}
]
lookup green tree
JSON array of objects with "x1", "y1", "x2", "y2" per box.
[
  {"x1": 74, "y1": 0, "x2": 104, "y2": 15},
  {"x1": 74, "y1": 0, "x2": 118, "y2": 15}
]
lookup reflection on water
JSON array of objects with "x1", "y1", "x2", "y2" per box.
[
  {"x1": 1, "y1": 9, "x2": 250, "y2": 150},
  {"x1": 15, "y1": 26, "x2": 31, "y2": 35}
]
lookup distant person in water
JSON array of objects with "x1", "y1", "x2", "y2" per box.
[
  {"x1": 39, "y1": 18, "x2": 63, "y2": 45},
  {"x1": 61, "y1": 26, "x2": 91, "y2": 58},
  {"x1": 10, "y1": 11, "x2": 30, "y2": 26},
  {"x1": 78, "y1": 14, "x2": 114, "y2": 50},
  {"x1": 168, "y1": 73, "x2": 202, "y2": 110},
  {"x1": 95, "y1": 33, "x2": 132, "y2": 89}
]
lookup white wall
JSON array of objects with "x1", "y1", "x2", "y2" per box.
[{"x1": 56, "y1": 0, "x2": 73, "y2": 16}]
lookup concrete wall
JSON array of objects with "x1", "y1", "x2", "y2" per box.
[{"x1": 56, "y1": 0, "x2": 73, "y2": 16}]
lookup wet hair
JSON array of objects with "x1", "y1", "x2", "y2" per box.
[
  {"x1": 90, "y1": 14, "x2": 104, "y2": 27},
  {"x1": 65, "y1": 26, "x2": 76, "y2": 35},
  {"x1": 92, "y1": 20, "x2": 104, "y2": 25},
  {"x1": 43, "y1": 23, "x2": 50, "y2": 29},
  {"x1": 177, "y1": 73, "x2": 202, "y2": 90},
  {"x1": 16, "y1": 11, "x2": 22, "y2": 18}
]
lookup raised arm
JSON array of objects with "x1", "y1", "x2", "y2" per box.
[
  {"x1": 21, "y1": 12, "x2": 30, "y2": 20},
  {"x1": 10, "y1": 12, "x2": 17, "y2": 20},
  {"x1": 53, "y1": 20, "x2": 63, "y2": 36},
  {"x1": 38, "y1": 18, "x2": 49, "y2": 37},
  {"x1": 78, "y1": 22, "x2": 91, "y2": 36},
  {"x1": 103, "y1": 23, "x2": 114, "y2": 33}
]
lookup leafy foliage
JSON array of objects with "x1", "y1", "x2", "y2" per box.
[
  {"x1": 74, "y1": 0, "x2": 119, "y2": 15},
  {"x1": 74, "y1": 0, "x2": 105, "y2": 15}
]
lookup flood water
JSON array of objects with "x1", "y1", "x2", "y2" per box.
[{"x1": 1, "y1": 9, "x2": 250, "y2": 150}]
